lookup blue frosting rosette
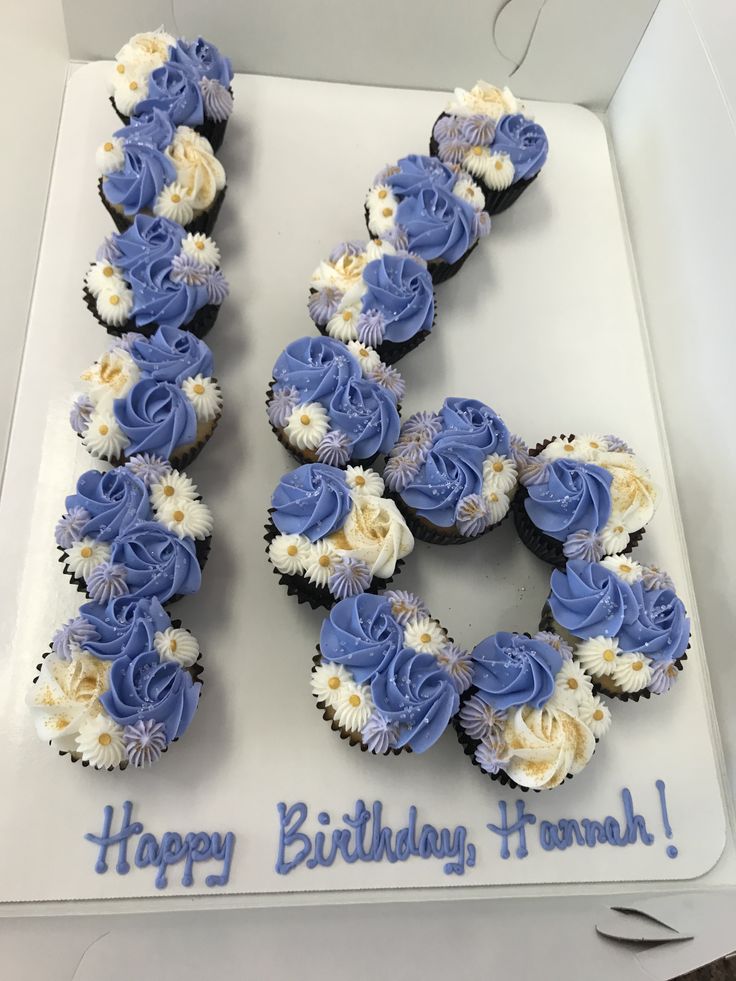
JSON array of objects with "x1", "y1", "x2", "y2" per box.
[
  {"x1": 429, "y1": 80, "x2": 549, "y2": 215},
  {"x1": 109, "y1": 30, "x2": 233, "y2": 151},
  {"x1": 387, "y1": 397, "x2": 522, "y2": 544},
  {"x1": 28, "y1": 594, "x2": 203, "y2": 770},
  {"x1": 267, "y1": 336, "x2": 403, "y2": 467},
  {"x1": 313, "y1": 591, "x2": 466, "y2": 754},
  {"x1": 455, "y1": 629, "x2": 607, "y2": 790},
  {"x1": 70, "y1": 325, "x2": 223, "y2": 466},
  {"x1": 266, "y1": 462, "x2": 413, "y2": 609},
  {"x1": 307, "y1": 239, "x2": 436, "y2": 364},
  {"x1": 84, "y1": 215, "x2": 229, "y2": 337},
  {"x1": 364, "y1": 154, "x2": 490, "y2": 283},
  {"x1": 545, "y1": 557, "x2": 691, "y2": 701},
  {"x1": 55, "y1": 461, "x2": 213, "y2": 605}
]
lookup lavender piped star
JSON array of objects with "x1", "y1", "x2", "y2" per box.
[
  {"x1": 401, "y1": 411, "x2": 443, "y2": 439},
  {"x1": 96, "y1": 234, "x2": 121, "y2": 263},
  {"x1": 367, "y1": 363, "x2": 405, "y2": 401},
  {"x1": 641, "y1": 566, "x2": 675, "y2": 591},
  {"x1": 125, "y1": 453, "x2": 172, "y2": 486},
  {"x1": 509, "y1": 433, "x2": 530, "y2": 471},
  {"x1": 433, "y1": 115, "x2": 463, "y2": 143},
  {"x1": 328, "y1": 241, "x2": 364, "y2": 263},
  {"x1": 459, "y1": 695, "x2": 507, "y2": 741},
  {"x1": 51, "y1": 616, "x2": 99, "y2": 660},
  {"x1": 474, "y1": 210, "x2": 491, "y2": 239},
  {"x1": 519, "y1": 457, "x2": 551, "y2": 487},
  {"x1": 603, "y1": 435, "x2": 633, "y2": 453},
  {"x1": 69, "y1": 394, "x2": 94, "y2": 435},
  {"x1": 55, "y1": 507, "x2": 91, "y2": 549},
  {"x1": 308, "y1": 286, "x2": 344, "y2": 324},
  {"x1": 460, "y1": 114, "x2": 497, "y2": 145},
  {"x1": 361, "y1": 712, "x2": 400, "y2": 754},
  {"x1": 356, "y1": 309, "x2": 386, "y2": 347},
  {"x1": 124, "y1": 719, "x2": 168, "y2": 767},
  {"x1": 328, "y1": 556, "x2": 372, "y2": 599},
  {"x1": 383, "y1": 589, "x2": 429, "y2": 625},
  {"x1": 205, "y1": 268, "x2": 230, "y2": 305},
  {"x1": 563, "y1": 529, "x2": 605, "y2": 563},
  {"x1": 383, "y1": 453, "x2": 420, "y2": 492},
  {"x1": 436, "y1": 643, "x2": 473, "y2": 694},
  {"x1": 316, "y1": 429, "x2": 351, "y2": 467},
  {"x1": 199, "y1": 77, "x2": 234, "y2": 121},
  {"x1": 533, "y1": 630, "x2": 574, "y2": 662},
  {"x1": 438, "y1": 139, "x2": 472, "y2": 165},
  {"x1": 171, "y1": 253, "x2": 210, "y2": 286},
  {"x1": 648, "y1": 660, "x2": 680, "y2": 695},
  {"x1": 455, "y1": 494, "x2": 491, "y2": 537},
  {"x1": 86, "y1": 562, "x2": 129, "y2": 604},
  {"x1": 268, "y1": 386, "x2": 300, "y2": 428},
  {"x1": 474, "y1": 733, "x2": 508, "y2": 775}
]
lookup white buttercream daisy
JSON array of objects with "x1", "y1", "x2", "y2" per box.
[
  {"x1": 95, "y1": 137, "x2": 125, "y2": 175},
  {"x1": 333, "y1": 681, "x2": 374, "y2": 731},
  {"x1": 366, "y1": 185, "x2": 399, "y2": 235},
  {"x1": 269, "y1": 534, "x2": 310, "y2": 575},
  {"x1": 482, "y1": 454, "x2": 518, "y2": 495},
  {"x1": 75, "y1": 714, "x2": 126, "y2": 769},
  {"x1": 85, "y1": 261, "x2": 125, "y2": 298},
  {"x1": 483, "y1": 488, "x2": 511, "y2": 524},
  {"x1": 600, "y1": 555, "x2": 643, "y2": 584},
  {"x1": 345, "y1": 466, "x2": 384, "y2": 497},
  {"x1": 572, "y1": 434, "x2": 609, "y2": 460},
  {"x1": 154, "y1": 627, "x2": 199, "y2": 668},
  {"x1": 611, "y1": 653, "x2": 652, "y2": 693},
  {"x1": 453, "y1": 176, "x2": 485, "y2": 210},
  {"x1": 65, "y1": 537, "x2": 111, "y2": 580},
  {"x1": 404, "y1": 616, "x2": 447, "y2": 656},
  {"x1": 462, "y1": 145, "x2": 493, "y2": 181},
  {"x1": 483, "y1": 152, "x2": 515, "y2": 190},
  {"x1": 326, "y1": 303, "x2": 361, "y2": 342},
  {"x1": 599, "y1": 519, "x2": 630, "y2": 556},
  {"x1": 182, "y1": 375, "x2": 222, "y2": 422},
  {"x1": 96, "y1": 284, "x2": 134, "y2": 327},
  {"x1": 578, "y1": 694, "x2": 612, "y2": 738},
  {"x1": 112, "y1": 70, "x2": 149, "y2": 115},
  {"x1": 82, "y1": 410, "x2": 130, "y2": 460},
  {"x1": 311, "y1": 661, "x2": 352, "y2": 709},
  {"x1": 153, "y1": 183, "x2": 195, "y2": 225},
  {"x1": 81, "y1": 349, "x2": 140, "y2": 403},
  {"x1": 158, "y1": 498, "x2": 213, "y2": 540},
  {"x1": 346, "y1": 341, "x2": 382, "y2": 375},
  {"x1": 284, "y1": 403, "x2": 329, "y2": 451},
  {"x1": 575, "y1": 636, "x2": 621, "y2": 678},
  {"x1": 303, "y1": 540, "x2": 340, "y2": 587},
  {"x1": 364, "y1": 238, "x2": 396, "y2": 260},
  {"x1": 181, "y1": 233, "x2": 220, "y2": 268},
  {"x1": 539, "y1": 437, "x2": 581, "y2": 462},
  {"x1": 554, "y1": 660, "x2": 593, "y2": 706},
  {"x1": 150, "y1": 470, "x2": 199, "y2": 511}
]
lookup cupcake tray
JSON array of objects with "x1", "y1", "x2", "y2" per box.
[{"x1": 0, "y1": 62, "x2": 730, "y2": 909}]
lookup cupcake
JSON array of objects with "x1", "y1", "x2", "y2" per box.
[
  {"x1": 55, "y1": 462, "x2": 212, "y2": 605},
  {"x1": 70, "y1": 326, "x2": 222, "y2": 467},
  {"x1": 307, "y1": 238, "x2": 435, "y2": 365},
  {"x1": 267, "y1": 336, "x2": 402, "y2": 467},
  {"x1": 364, "y1": 154, "x2": 489, "y2": 284},
  {"x1": 388, "y1": 397, "x2": 521, "y2": 544},
  {"x1": 109, "y1": 31, "x2": 233, "y2": 151},
  {"x1": 429, "y1": 81, "x2": 548, "y2": 216},
  {"x1": 542, "y1": 558, "x2": 691, "y2": 701},
  {"x1": 266, "y1": 463, "x2": 413, "y2": 609},
  {"x1": 97, "y1": 110, "x2": 226, "y2": 235},
  {"x1": 513, "y1": 434, "x2": 658, "y2": 568},
  {"x1": 84, "y1": 216, "x2": 228, "y2": 338},
  {"x1": 28, "y1": 595, "x2": 202, "y2": 770},
  {"x1": 456, "y1": 630, "x2": 609, "y2": 790},
  {"x1": 312, "y1": 591, "x2": 465, "y2": 754}
]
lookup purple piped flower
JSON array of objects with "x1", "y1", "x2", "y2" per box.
[
  {"x1": 401, "y1": 411, "x2": 443, "y2": 439},
  {"x1": 373, "y1": 164, "x2": 400, "y2": 185},
  {"x1": 641, "y1": 566, "x2": 675, "y2": 591},
  {"x1": 328, "y1": 241, "x2": 365, "y2": 263},
  {"x1": 563, "y1": 529, "x2": 605, "y2": 563},
  {"x1": 125, "y1": 453, "x2": 173, "y2": 486},
  {"x1": 474, "y1": 733, "x2": 508, "y2": 775},
  {"x1": 455, "y1": 494, "x2": 490, "y2": 537},
  {"x1": 316, "y1": 429, "x2": 351, "y2": 467},
  {"x1": 367, "y1": 363, "x2": 405, "y2": 401},
  {"x1": 648, "y1": 660, "x2": 680, "y2": 695},
  {"x1": 519, "y1": 457, "x2": 551, "y2": 487},
  {"x1": 109, "y1": 331, "x2": 139, "y2": 353},
  {"x1": 51, "y1": 616, "x2": 99, "y2": 660},
  {"x1": 69, "y1": 394, "x2": 94, "y2": 435},
  {"x1": 509, "y1": 433, "x2": 530, "y2": 470},
  {"x1": 308, "y1": 285, "x2": 344, "y2": 324},
  {"x1": 96, "y1": 234, "x2": 121, "y2": 263},
  {"x1": 361, "y1": 712, "x2": 400, "y2": 754},
  {"x1": 436, "y1": 643, "x2": 473, "y2": 693},
  {"x1": 383, "y1": 453, "x2": 420, "y2": 492},
  {"x1": 460, "y1": 114, "x2": 497, "y2": 146},
  {"x1": 171, "y1": 253, "x2": 210, "y2": 286},
  {"x1": 124, "y1": 719, "x2": 168, "y2": 767},
  {"x1": 356, "y1": 309, "x2": 386, "y2": 347},
  {"x1": 199, "y1": 77, "x2": 233, "y2": 122},
  {"x1": 55, "y1": 507, "x2": 91, "y2": 549},
  {"x1": 433, "y1": 115, "x2": 463, "y2": 143},
  {"x1": 86, "y1": 562, "x2": 129, "y2": 604},
  {"x1": 438, "y1": 139, "x2": 473, "y2": 165},
  {"x1": 383, "y1": 589, "x2": 430, "y2": 625},
  {"x1": 382, "y1": 225, "x2": 410, "y2": 251},
  {"x1": 603, "y1": 435, "x2": 633, "y2": 453},
  {"x1": 328, "y1": 556, "x2": 372, "y2": 599},
  {"x1": 268, "y1": 385, "x2": 300, "y2": 428},
  {"x1": 459, "y1": 694, "x2": 507, "y2": 741},
  {"x1": 474, "y1": 210, "x2": 491, "y2": 239},
  {"x1": 205, "y1": 268, "x2": 229, "y2": 305},
  {"x1": 533, "y1": 630, "x2": 573, "y2": 662}
]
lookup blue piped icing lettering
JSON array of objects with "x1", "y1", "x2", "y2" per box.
[{"x1": 85, "y1": 801, "x2": 235, "y2": 888}]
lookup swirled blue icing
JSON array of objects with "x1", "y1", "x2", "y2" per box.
[
  {"x1": 618, "y1": 583, "x2": 690, "y2": 662},
  {"x1": 470, "y1": 632, "x2": 561, "y2": 710},
  {"x1": 371, "y1": 648, "x2": 459, "y2": 753},
  {"x1": 549, "y1": 560, "x2": 639, "y2": 639},
  {"x1": 320, "y1": 594, "x2": 404, "y2": 683},
  {"x1": 492, "y1": 114, "x2": 549, "y2": 181},
  {"x1": 435, "y1": 397, "x2": 511, "y2": 457},
  {"x1": 133, "y1": 63, "x2": 204, "y2": 127},
  {"x1": 360, "y1": 254, "x2": 434, "y2": 343},
  {"x1": 114, "y1": 108, "x2": 176, "y2": 152},
  {"x1": 109, "y1": 520, "x2": 201, "y2": 603},
  {"x1": 129, "y1": 325, "x2": 214, "y2": 384},
  {"x1": 271, "y1": 464, "x2": 351, "y2": 541},
  {"x1": 169, "y1": 37, "x2": 233, "y2": 87},
  {"x1": 400, "y1": 442, "x2": 485, "y2": 528},
  {"x1": 113, "y1": 216, "x2": 183, "y2": 277},
  {"x1": 524, "y1": 458, "x2": 612, "y2": 542},
  {"x1": 384, "y1": 155, "x2": 457, "y2": 195},
  {"x1": 65, "y1": 468, "x2": 150, "y2": 541},
  {"x1": 101, "y1": 649, "x2": 200, "y2": 741},
  {"x1": 272, "y1": 336, "x2": 360, "y2": 404},
  {"x1": 79, "y1": 595, "x2": 171, "y2": 660},
  {"x1": 327, "y1": 376, "x2": 400, "y2": 459},
  {"x1": 128, "y1": 272, "x2": 208, "y2": 330},
  {"x1": 114, "y1": 378, "x2": 197, "y2": 458},
  {"x1": 103, "y1": 143, "x2": 176, "y2": 215},
  {"x1": 396, "y1": 186, "x2": 477, "y2": 265}
]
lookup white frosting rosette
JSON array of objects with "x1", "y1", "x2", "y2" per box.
[
  {"x1": 28, "y1": 652, "x2": 111, "y2": 755},
  {"x1": 501, "y1": 705, "x2": 596, "y2": 790},
  {"x1": 446, "y1": 81, "x2": 519, "y2": 119},
  {"x1": 325, "y1": 495, "x2": 413, "y2": 580}
]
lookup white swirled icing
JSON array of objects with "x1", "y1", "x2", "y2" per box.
[
  {"x1": 324, "y1": 495, "x2": 413, "y2": 579},
  {"x1": 501, "y1": 705, "x2": 596, "y2": 790}
]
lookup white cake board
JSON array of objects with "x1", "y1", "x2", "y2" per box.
[{"x1": 0, "y1": 63, "x2": 730, "y2": 906}]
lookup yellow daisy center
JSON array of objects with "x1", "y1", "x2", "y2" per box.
[
  {"x1": 193, "y1": 383, "x2": 205, "y2": 395},
  {"x1": 355, "y1": 475, "x2": 366, "y2": 486},
  {"x1": 632, "y1": 661, "x2": 644, "y2": 671},
  {"x1": 348, "y1": 694, "x2": 361, "y2": 707},
  {"x1": 492, "y1": 461, "x2": 504, "y2": 473},
  {"x1": 80, "y1": 546, "x2": 92, "y2": 558},
  {"x1": 472, "y1": 146, "x2": 483, "y2": 156},
  {"x1": 420, "y1": 633, "x2": 432, "y2": 644},
  {"x1": 103, "y1": 142, "x2": 114, "y2": 152},
  {"x1": 328, "y1": 676, "x2": 341, "y2": 690},
  {"x1": 382, "y1": 207, "x2": 393, "y2": 217},
  {"x1": 98, "y1": 424, "x2": 109, "y2": 436},
  {"x1": 163, "y1": 485, "x2": 175, "y2": 497},
  {"x1": 300, "y1": 414, "x2": 311, "y2": 426},
  {"x1": 116, "y1": 64, "x2": 125, "y2": 74},
  {"x1": 378, "y1": 189, "x2": 387, "y2": 199},
  {"x1": 318, "y1": 555, "x2": 331, "y2": 567},
  {"x1": 173, "y1": 510, "x2": 185, "y2": 523},
  {"x1": 603, "y1": 649, "x2": 615, "y2": 662},
  {"x1": 567, "y1": 678, "x2": 579, "y2": 690},
  {"x1": 109, "y1": 295, "x2": 119, "y2": 306},
  {"x1": 593, "y1": 709, "x2": 604, "y2": 721},
  {"x1": 103, "y1": 265, "x2": 114, "y2": 277},
  {"x1": 98, "y1": 732, "x2": 112, "y2": 746},
  {"x1": 170, "y1": 639, "x2": 178, "y2": 652},
  {"x1": 195, "y1": 240, "x2": 205, "y2": 250},
  {"x1": 129, "y1": 81, "x2": 138, "y2": 91},
  {"x1": 171, "y1": 193, "x2": 181, "y2": 203},
  {"x1": 287, "y1": 545, "x2": 298, "y2": 556}
]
